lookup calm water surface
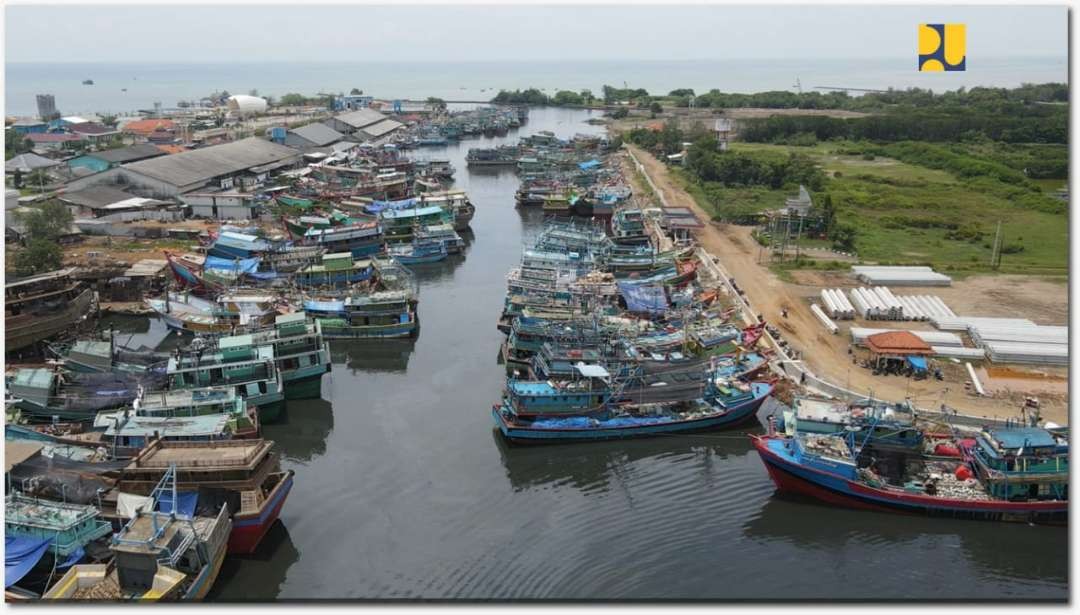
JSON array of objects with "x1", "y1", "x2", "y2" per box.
[{"x1": 105, "y1": 107, "x2": 1066, "y2": 601}]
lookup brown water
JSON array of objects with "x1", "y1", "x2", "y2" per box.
[{"x1": 104, "y1": 107, "x2": 1067, "y2": 601}]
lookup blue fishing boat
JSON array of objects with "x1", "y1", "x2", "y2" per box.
[
  {"x1": 492, "y1": 364, "x2": 773, "y2": 443},
  {"x1": 387, "y1": 239, "x2": 448, "y2": 265}
]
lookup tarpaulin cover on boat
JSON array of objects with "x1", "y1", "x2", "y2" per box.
[
  {"x1": 157, "y1": 491, "x2": 198, "y2": 518},
  {"x1": 365, "y1": 198, "x2": 416, "y2": 214},
  {"x1": 530, "y1": 415, "x2": 676, "y2": 430},
  {"x1": 5, "y1": 536, "x2": 52, "y2": 588},
  {"x1": 906, "y1": 355, "x2": 928, "y2": 371},
  {"x1": 117, "y1": 492, "x2": 154, "y2": 519},
  {"x1": 578, "y1": 159, "x2": 601, "y2": 171},
  {"x1": 58, "y1": 547, "x2": 84, "y2": 569},
  {"x1": 618, "y1": 282, "x2": 669, "y2": 315},
  {"x1": 204, "y1": 256, "x2": 260, "y2": 274},
  {"x1": 304, "y1": 299, "x2": 345, "y2": 313}
]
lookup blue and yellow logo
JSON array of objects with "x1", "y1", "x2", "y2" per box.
[{"x1": 919, "y1": 23, "x2": 965, "y2": 71}]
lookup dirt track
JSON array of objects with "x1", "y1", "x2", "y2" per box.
[{"x1": 624, "y1": 144, "x2": 1068, "y2": 424}]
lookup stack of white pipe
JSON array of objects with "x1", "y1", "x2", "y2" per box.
[
  {"x1": 933, "y1": 346, "x2": 987, "y2": 359},
  {"x1": 983, "y1": 341, "x2": 1068, "y2": 365},
  {"x1": 852, "y1": 266, "x2": 953, "y2": 286},
  {"x1": 849, "y1": 288, "x2": 873, "y2": 319},
  {"x1": 932, "y1": 316, "x2": 1037, "y2": 331},
  {"x1": 810, "y1": 303, "x2": 839, "y2": 334},
  {"x1": 969, "y1": 325, "x2": 1068, "y2": 347},
  {"x1": 820, "y1": 289, "x2": 854, "y2": 320}
]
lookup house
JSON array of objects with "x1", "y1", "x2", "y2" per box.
[
  {"x1": 63, "y1": 137, "x2": 302, "y2": 198},
  {"x1": 325, "y1": 108, "x2": 392, "y2": 139},
  {"x1": 57, "y1": 185, "x2": 172, "y2": 219},
  {"x1": 67, "y1": 144, "x2": 167, "y2": 174},
  {"x1": 9, "y1": 118, "x2": 48, "y2": 134},
  {"x1": 121, "y1": 118, "x2": 177, "y2": 140},
  {"x1": 25, "y1": 132, "x2": 85, "y2": 151},
  {"x1": 284, "y1": 123, "x2": 347, "y2": 150},
  {"x1": 5, "y1": 153, "x2": 61, "y2": 174},
  {"x1": 69, "y1": 122, "x2": 122, "y2": 145}
]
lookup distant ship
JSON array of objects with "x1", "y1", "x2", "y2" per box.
[{"x1": 82, "y1": 79, "x2": 94, "y2": 85}]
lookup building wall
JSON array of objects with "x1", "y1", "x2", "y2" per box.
[
  {"x1": 189, "y1": 203, "x2": 255, "y2": 220},
  {"x1": 12, "y1": 124, "x2": 47, "y2": 135}
]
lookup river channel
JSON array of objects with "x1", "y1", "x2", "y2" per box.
[{"x1": 102, "y1": 106, "x2": 1066, "y2": 601}]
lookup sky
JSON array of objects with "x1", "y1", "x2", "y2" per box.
[{"x1": 4, "y1": 4, "x2": 1069, "y2": 64}]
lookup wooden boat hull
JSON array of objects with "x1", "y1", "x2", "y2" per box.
[
  {"x1": 7, "y1": 287, "x2": 96, "y2": 352},
  {"x1": 183, "y1": 540, "x2": 228, "y2": 600},
  {"x1": 228, "y1": 471, "x2": 294, "y2": 555},
  {"x1": 493, "y1": 384, "x2": 771, "y2": 444},
  {"x1": 316, "y1": 319, "x2": 418, "y2": 339},
  {"x1": 751, "y1": 435, "x2": 1068, "y2": 524}
]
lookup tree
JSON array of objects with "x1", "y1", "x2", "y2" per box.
[
  {"x1": 16, "y1": 201, "x2": 73, "y2": 241},
  {"x1": 99, "y1": 114, "x2": 118, "y2": 128},
  {"x1": 5, "y1": 129, "x2": 32, "y2": 159},
  {"x1": 279, "y1": 93, "x2": 307, "y2": 106},
  {"x1": 248, "y1": 88, "x2": 259, "y2": 97},
  {"x1": 24, "y1": 170, "x2": 53, "y2": 192},
  {"x1": 553, "y1": 90, "x2": 584, "y2": 106},
  {"x1": 831, "y1": 223, "x2": 857, "y2": 252},
  {"x1": 610, "y1": 107, "x2": 629, "y2": 119},
  {"x1": 14, "y1": 239, "x2": 63, "y2": 276},
  {"x1": 350, "y1": 88, "x2": 363, "y2": 95},
  {"x1": 579, "y1": 89, "x2": 594, "y2": 105},
  {"x1": 669, "y1": 88, "x2": 695, "y2": 97},
  {"x1": 649, "y1": 101, "x2": 663, "y2": 115}
]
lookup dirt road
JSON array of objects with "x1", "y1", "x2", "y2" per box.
[{"x1": 624, "y1": 144, "x2": 1068, "y2": 424}]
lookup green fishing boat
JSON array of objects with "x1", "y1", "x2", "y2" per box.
[{"x1": 166, "y1": 340, "x2": 286, "y2": 423}]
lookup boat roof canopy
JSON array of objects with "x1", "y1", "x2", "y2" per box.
[{"x1": 574, "y1": 362, "x2": 610, "y2": 379}]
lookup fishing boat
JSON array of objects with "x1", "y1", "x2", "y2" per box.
[
  {"x1": 414, "y1": 223, "x2": 465, "y2": 254},
  {"x1": 145, "y1": 291, "x2": 281, "y2": 334},
  {"x1": 165, "y1": 344, "x2": 286, "y2": 423},
  {"x1": 379, "y1": 205, "x2": 454, "y2": 241},
  {"x1": 90, "y1": 411, "x2": 238, "y2": 460},
  {"x1": 774, "y1": 396, "x2": 926, "y2": 452},
  {"x1": 388, "y1": 238, "x2": 448, "y2": 265},
  {"x1": 7, "y1": 268, "x2": 97, "y2": 353},
  {"x1": 751, "y1": 423, "x2": 1068, "y2": 524},
  {"x1": 492, "y1": 363, "x2": 774, "y2": 443},
  {"x1": 417, "y1": 191, "x2": 475, "y2": 231},
  {"x1": 206, "y1": 231, "x2": 271, "y2": 260},
  {"x1": 8, "y1": 368, "x2": 161, "y2": 422},
  {"x1": 299, "y1": 221, "x2": 385, "y2": 258},
  {"x1": 303, "y1": 290, "x2": 417, "y2": 339},
  {"x1": 48, "y1": 337, "x2": 170, "y2": 376},
  {"x1": 45, "y1": 468, "x2": 232, "y2": 601},
  {"x1": 5, "y1": 493, "x2": 113, "y2": 562},
  {"x1": 106, "y1": 385, "x2": 258, "y2": 437},
  {"x1": 105, "y1": 439, "x2": 294, "y2": 555},
  {"x1": 295, "y1": 253, "x2": 375, "y2": 289},
  {"x1": 187, "y1": 313, "x2": 332, "y2": 400},
  {"x1": 611, "y1": 208, "x2": 651, "y2": 245}
]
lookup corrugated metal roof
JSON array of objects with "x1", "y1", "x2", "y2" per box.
[
  {"x1": 58, "y1": 185, "x2": 136, "y2": 209},
  {"x1": 334, "y1": 108, "x2": 387, "y2": 129},
  {"x1": 120, "y1": 137, "x2": 300, "y2": 188},
  {"x1": 289, "y1": 123, "x2": 346, "y2": 146},
  {"x1": 361, "y1": 118, "x2": 404, "y2": 138},
  {"x1": 5, "y1": 153, "x2": 60, "y2": 172},
  {"x1": 88, "y1": 144, "x2": 166, "y2": 164}
]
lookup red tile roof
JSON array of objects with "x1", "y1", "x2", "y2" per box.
[
  {"x1": 865, "y1": 331, "x2": 933, "y2": 355},
  {"x1": 122, "y1": 119, "x2": 177, "y2": 136},
  {"x1": 26, "y1": 132, "x2": 84, "y2": 143}
]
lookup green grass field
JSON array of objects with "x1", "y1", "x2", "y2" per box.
[{"x1": 683, "y1": 141, "x2": 1068, "y2": 276}]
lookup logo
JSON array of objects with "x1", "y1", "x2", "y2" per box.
[{"x1": 919, "y1": 23, "x2": 965, "y2": 71}]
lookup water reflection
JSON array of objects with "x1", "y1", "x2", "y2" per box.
[
  {"x1": 261, "y1": 397, "x2": 334, "y2": 463},
  {"x1": 492, "y1": 428, "x2": 753, "y2": 494},
  {"x1": 208, "y1": 521, "x2": 300, "y2": 601},
  {"x1": 328, "y1": 338, "x2": 418, "y2": 374}
]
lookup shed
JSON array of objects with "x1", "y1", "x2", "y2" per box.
[
  {"x1": 6, "y1": 153, "x2": 61, "y2": 173},
  {"x1": 284, "y1": 123, "x2": 346, "y2": 149},
  {"x1": 865, "y1": 330, "x2": 933, "y2": 370}
]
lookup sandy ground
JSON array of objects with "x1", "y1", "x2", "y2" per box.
[{"x1": 624, "y1": 144, "x2": 1069, "y2": 425}]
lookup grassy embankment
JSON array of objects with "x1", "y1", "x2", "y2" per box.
[{"x1": 679, "y1": 141, "x2": 1068, "y2": 278}]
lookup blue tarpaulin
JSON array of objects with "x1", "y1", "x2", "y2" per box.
[
  {"x1": 618, "y1": 282, "x2": 669, "y2": 315},
  {"x1": 5, "y1": 536, "x2": 52, "y2": 588},
  {"x1": 578, "y1": 159, "x2": 601, "y2": 171},
  {"x1": 365, "y1": 198, "x2": 416, "y2": 214},
  {"x1": 531, "y1": 415, "x2": 675, "y2": 430},
  {"x1": 906, "y1": 355, "x2": 928, "y2": 371},
  {"x1": 204, "y1": 256, "x2": 260, "y2": 274},
  {"x1": 157, "y1": 491, "x2": 198, "y2": 518},
  {"x1": 58, "y1": 547, "x2": 84, "y2": 569},
  {"x1": 304, "y1": 299, "x2": 345, "y2": 313}
]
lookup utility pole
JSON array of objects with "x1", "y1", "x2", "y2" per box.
[{"x1": 990, "y1": 219, "x2": 1003, "y2": 270}]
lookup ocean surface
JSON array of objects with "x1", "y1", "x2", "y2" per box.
[
  {"x1": 5, "y1": 57, "x2": 1068, "y2": 117},
  {"x1": 98, "y1": 106, "x2": 1068, "y2": 601}
]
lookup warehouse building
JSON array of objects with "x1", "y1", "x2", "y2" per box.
[
  {"x1": 284, "y1": 123, "x2": 347, "y2": 150},
  {"x1": 325, "y1": 108, "x2": 404, "y2": 141},
  {"x1": 63, "y1": 137, "x2": 302, "y2": 198},
  {"x1": 67, "y1": 143, "x2": 166, "y2": 174}
]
